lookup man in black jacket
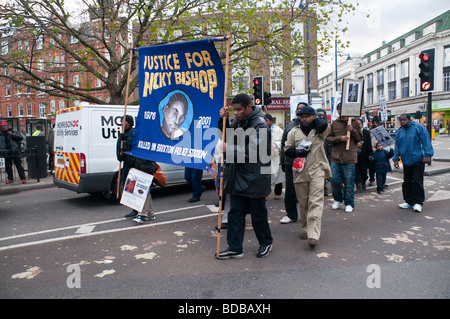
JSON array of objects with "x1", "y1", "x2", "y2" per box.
[
  {"x1": 279, "y1": 102, "x2": 306, "y2": 224},
  {"x1": 216, "y1": 93, "x2": 273, "y2": 259},
  {"x1": 0, "y1": 121, "x2": 26, "y2": 184},
  {"x1": 116, "y1": 115, "x2": 136, "y2": 216}
]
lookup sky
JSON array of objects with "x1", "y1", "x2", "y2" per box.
[{"x1": 318, "y1": 0, "x2": 450, "y2": 78}]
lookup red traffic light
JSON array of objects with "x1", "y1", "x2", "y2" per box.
[
  {"x1": 253, "y1": 79, "x2": 260, "y2": 85},
  {"x1": 419, "y1": 53, "x2": 429, "y2": 61}
]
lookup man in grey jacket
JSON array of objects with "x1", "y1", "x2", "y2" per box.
[{"x1": 216, "y1": 93, "x2": 273, "y2": 259}]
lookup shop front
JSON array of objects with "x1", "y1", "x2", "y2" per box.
[
  {"x1": 432, "y1": 99, "x2": 450, "y2": 134},
  {"x1": 264, "y1": 97, "x2": 291, "y2": 130}
]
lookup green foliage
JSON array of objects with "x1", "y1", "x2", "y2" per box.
[{"x1": 0, "y1": 0, "x2": 359, "y2": 104}]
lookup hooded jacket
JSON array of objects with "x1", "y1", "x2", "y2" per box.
[
  {"x1": 221, "y1": 106, "x2": 271, "y2": 198},
  {"x1": 393, "y1": 121, "x2": 434, "y2": 166}
]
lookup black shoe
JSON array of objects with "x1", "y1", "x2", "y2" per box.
[
  {"x1": 124, "y1": 211, "x2": 138, "y2": 219},
  {"x1": 216, "y1": 248, "x2": 243, "y2": 260},
  {"x1": 256, "y1": 244, "x2": 272, "y2": 258},
  {"x1": 188, "y1": 197, "x2": 200, "y2": 203},
  {"x1": 308, "y1": 238, "x2": 318, "y2": 248}
]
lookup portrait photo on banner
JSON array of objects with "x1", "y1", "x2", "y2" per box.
[
  {"x1": 340, "y1": 78, "x2": 364, "y2": 117},
  {"x1": 132, "y1": 39, "x2": 226, "y2": 171}
]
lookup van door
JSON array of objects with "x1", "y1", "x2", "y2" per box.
[{"x1": 53, "y1": 107, "x2": 84, "y2": 190}]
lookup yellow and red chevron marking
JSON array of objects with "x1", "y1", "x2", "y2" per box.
[
  {"x1": 54, "y1": 152, "x2": 81, "y2": 185},
  {"x1": 56, "y1": 106, "x2": 82, "y2": 115}
]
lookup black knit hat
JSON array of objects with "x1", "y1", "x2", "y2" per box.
[
  {"x1": 299, "y1": 106, "x2": 316, "y2": 115},
  {"x1": 124, "y1": 115, "x2": 134, "y2": 126}
]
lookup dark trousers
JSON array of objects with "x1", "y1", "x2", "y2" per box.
[
  {"x1": 184, "y1": 167, "x2": 204, "y2": 199},
  {"x1": 274, "y1": 183, "x2": 283, "y2": 196},
  {"x1": 376, "y1": 172, "x2": 387, "y2": 191},
  {"x1": 5, "y1": 155, "x2": 26, "y2": 180},
  {"x1": 284, "y1": 165, "x2": 298, "y2": 221},
  {"x1": 402, "y1": 161, "x2": 425, "y2": 206},
  {"x1": 227, "y1": 195, "x2": 273, "y2": 253}
]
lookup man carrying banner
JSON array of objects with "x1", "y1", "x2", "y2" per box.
[
  {"x1": 116, "y1": 115, "x2": 137, "y2": 216},
  {"x1": 216, "y1": 93, "x2": 273, "y2": 259}
]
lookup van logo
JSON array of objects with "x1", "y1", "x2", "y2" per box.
[{"x1": 73, "y1": 120, "x2": 79, "y2": 127}]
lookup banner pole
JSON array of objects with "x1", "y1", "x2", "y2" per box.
[
  {"x1": 346, "y1": 117, "x2": 352, "y2": 150},
  {"x1": 117, "y1": 46, "x2": 135, "y2": 198},
  {"x1": 216, "y1": 32, "x2": 231, "y2": 258}
]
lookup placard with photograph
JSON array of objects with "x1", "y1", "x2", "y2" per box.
[
  {"x1": 120, "y1": 168, "x2": 154, "y2": 212},
  {"x1": 340, "y1": 78, "x2": 364, "y2": 117}
]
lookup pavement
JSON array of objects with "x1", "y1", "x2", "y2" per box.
[{"x1": 1, "y1": 134, "x2": 449, "y2": 195}]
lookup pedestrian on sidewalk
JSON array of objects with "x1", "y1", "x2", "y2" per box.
[
  {"x1": 370, "y1": 142, "x2": 394, "y2": 194},
  {"x1": 0, "y1": 121, "x2": 27, "y2": 184},
  {"x1": 393, "y1": 114, "x2": 434, "y2": 213}
]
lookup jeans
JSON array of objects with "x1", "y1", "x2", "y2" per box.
[
  {"x1": 227, "y1": 195, "x2": 273, "y2": 253},
  {"x1": 330, "y1": 162, "x2": 356, "y2": 208},
  {"x1": 184, "y1": 167, "x2": 204, "y2": 199}
]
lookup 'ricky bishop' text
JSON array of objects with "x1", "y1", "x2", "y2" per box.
[{"x1": 142, "y1": 51, "x2": 218, "y2": 99}]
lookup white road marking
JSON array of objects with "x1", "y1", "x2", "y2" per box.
[
  {"x1": 0, "y1": 204, "x2": 206, "y2": 242},
  {"x1": 75, "y1": 225, "x2": 96, "y2": 234},
  {"x1": 0, "y1": 213, "x2": 217, "y2": 251}
]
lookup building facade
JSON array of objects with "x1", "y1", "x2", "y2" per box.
[
  {"x1": 319, "y1": 10, "x2": 450, "y2": 133},
  {"x1": 1, "y1": 9, "x2": 318, "y2": 134}
]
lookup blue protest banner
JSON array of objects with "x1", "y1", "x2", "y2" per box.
[{"x1": 131, "y1": 39, "x2": 226, "y2": 170}]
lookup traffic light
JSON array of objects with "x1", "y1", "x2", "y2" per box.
[
  {"x1": 252, "y1": 76, "x2": 264, "y2": 106},
  {"x1": 264, "y1": 92, "x2": 272, "y2": 106},
  {"x1": 418, "y1": 49, "x2": 435, "y2": 92}
]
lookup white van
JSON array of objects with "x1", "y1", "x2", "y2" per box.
[{"x1": 53, "y1": 103, "x2": 208, "y2": 199}]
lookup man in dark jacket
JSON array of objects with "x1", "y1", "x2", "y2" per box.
[
  {"x1": 355, "y1": 118, "x2": 373, "y2": 192},
  {"x1": 0, "y1": 121, "x2": 26, "y2": 184},
  {"x1": 216, "y1": 93, "x2": 273, "y2": 259},
  {"x1": 279, "y1": 102, "x2": 306, "y2": 224},
  {"x1": 116, "y1": 115, "x2": 135, "y2": 214}
]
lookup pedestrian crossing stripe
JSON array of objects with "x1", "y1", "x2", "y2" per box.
[{"x1": 54, "y1": 152, "x2": 81, "y2": 185}]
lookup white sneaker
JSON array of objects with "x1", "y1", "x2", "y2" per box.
[
  {"x1": 345, "y1": 205, "x2": 353, "y2": 213},
  {"x1": 332, "y1": 201, "x2": 341, "y2": 210},
  {"x1": 280, "y1": 216, "x2": 294, "y2": 224},
  {"x1": 398, "y1": 202, "x2": 413, "y2": 209},
  {"x1": 413, "y1": 204, "x2": 422, "y2": 213}
]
